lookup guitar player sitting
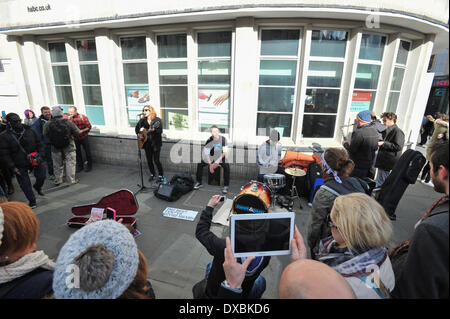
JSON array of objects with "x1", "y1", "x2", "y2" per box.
[{"x1": 135, "y1": 105, "x2": 164, "y2": 183}]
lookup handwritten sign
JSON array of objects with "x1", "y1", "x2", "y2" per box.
[{"x1": 162, "y1": 207, "x2": 199, "y2": 222}]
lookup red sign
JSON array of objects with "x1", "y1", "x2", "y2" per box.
[
  {"x1": 352, "y1": 91, "x2": 372, "y2": 102},
  {"x1": 433, "y1": 80, "x2": 449, "y2": 87}
]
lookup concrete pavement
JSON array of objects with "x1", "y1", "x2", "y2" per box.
[{"x1": 5, "y1": 160, "x2": 442, "y2": 299}]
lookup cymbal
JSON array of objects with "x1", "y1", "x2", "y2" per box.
[{"x1": 285, "y1": 167, "x2": 306, "y2": 177}]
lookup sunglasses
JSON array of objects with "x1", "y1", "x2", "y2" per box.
[
  {"x1": 326, "y1": 215, "x2": 339, "y2": 230},
  {"x1": 143, "y1": 109, "x2": 150, "y2": 112}
]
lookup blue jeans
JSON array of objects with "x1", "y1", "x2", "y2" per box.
[
  {"x1": 16, "y1": 163, "x2": 46, "y2": 203},
  {"x1": 375, "y1": 169, "x2": 390, "y2": 188},
  {"x1": 205, "y1": 261, "x2": 266, "y2": 299},
  {"x1": 44, "y1": 143, "x2": 54, "y2": 175}
]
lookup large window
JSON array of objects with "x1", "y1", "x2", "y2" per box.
[
  {"x1": 302, "y1": 30, "x2": 348, "y2": 138},
  {"x1": 197, "y1": 31, "x2": 232, "y2": 133},
  {"x1": 157, "y1": 34, "x2": 189, "y2": 131},
  {"x1": 48, "y1": 42, "x2": 73, "y2": 111},
  {"x1": 76, "y1": 40, "x2": 105, "y2": 125},
  {"x1": 120, "y1": 36, "x2": 148, "y2": 126},
  {"x1": 256, "y1": 29, "x2": 301, "y2": 137},
  {"x1": 351, "y1": 34, "x2": 386, "y2": 112},
  {"x1": 386, "y1": 40, "x2": 411, "y2": 112}
]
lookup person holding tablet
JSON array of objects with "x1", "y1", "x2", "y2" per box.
[{"x1": 194, "y1": 194, "x2": 270, "y2": 299}]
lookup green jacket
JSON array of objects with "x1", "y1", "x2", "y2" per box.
[
  {"x1": 307, "y1": 177, "x2": 368, "y2": 257},
  {"x1": 43, "y1": 117, "x2": 80, "y2": 152}
]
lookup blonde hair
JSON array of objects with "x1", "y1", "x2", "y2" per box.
[
  {"x1": 142, "y1": 105, "x2": 156, "y2": 121},
  {"x1": 332, "y1": 193, "x2": 392, "y2": 252}
]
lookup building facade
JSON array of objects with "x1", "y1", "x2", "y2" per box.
[{"x1": 0, "y1": 1, "x2": 448, "y2": 158}]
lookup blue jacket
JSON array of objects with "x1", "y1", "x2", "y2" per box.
[{"x1": 32, "y1": 115, "x2": 50, "y2": 144}]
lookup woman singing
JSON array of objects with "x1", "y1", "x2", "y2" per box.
[{"x1": 135, "y1": 105, "x2": 164, "y2": 182}]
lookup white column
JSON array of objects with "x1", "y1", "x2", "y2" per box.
[
  {"x1": 400, "y1": 35, "x2": 435, "y2": 148},
  {"x1": 232, "y1": 17, "x2": 259, "y2": 145},
  {"x1": 16, "y1": 35, "x2": 47, "y2": 111},
  {"x1": 95, "y1": 29, "x2": 117, "y2": 131},
  {"x1": 375, "y1": 34, "x2": 400, "y2": 114}
]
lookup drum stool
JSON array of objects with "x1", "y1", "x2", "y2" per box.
[{"x1": 208, "y1": 165, "x2": 224, "y2": 187}]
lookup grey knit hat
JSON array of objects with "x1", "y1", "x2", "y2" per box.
[
  {"x1": 52, "y1": 220, "x2": 139, "y2": 299},
  {"x1": 51, "y1": 106, "x2": 63, "y2": 117}
]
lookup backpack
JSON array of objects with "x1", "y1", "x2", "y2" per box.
[
  {"x1": 48, "y1": 119, "x2": 71, "y2": 149},
  {"x1": 154, "y1": 174, "x2": 194, "y2": 202},
  {"x1": 306, "y1": 162, "x2": 324, "y2": 204},
  {"x1": 170, "y1": 173, "x2": 195, "y2": 195}
]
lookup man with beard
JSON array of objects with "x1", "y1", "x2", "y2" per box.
[
  {"x1": 0, "y1": 113, "x2": 46, "y2": 208},
  {"x1": 32, "y1": 106, "x2": 54, "y2": 179},
  {"x1": 391, "y1": 141, "x2": 448, "y2": 298}
]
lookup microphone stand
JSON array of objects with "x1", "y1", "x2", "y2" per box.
[{"x1": 135, "y1": 113, "x2": 151, "y2": 195}]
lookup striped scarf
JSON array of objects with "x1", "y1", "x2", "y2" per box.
[{"x1": 317, "y1": 236, "x2": 388, "y2": 277}]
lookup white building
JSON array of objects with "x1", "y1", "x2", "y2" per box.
[{"x1": 0, "y1": 1, "x2": 448, "y2": 167}]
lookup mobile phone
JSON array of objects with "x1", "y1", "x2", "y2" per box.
[
  {"x1": 105, "y1": 207, "x2": 116, "y2": 220},
  {"x1": 220, "y1": 196, "x2": 226, "y2": 202},
  {"x1": 1, "y1": 111, "x2": 5, "y2": 118}
]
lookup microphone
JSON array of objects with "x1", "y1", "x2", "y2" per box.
[{"x1": 136, "y1": 113, "x2": 144, "y2": 117}]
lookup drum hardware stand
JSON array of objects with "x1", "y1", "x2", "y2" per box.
[{"x1": 289, "y1": 175, "x2": 302, "y2": 210}]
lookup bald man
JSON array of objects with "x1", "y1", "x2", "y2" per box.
[{"x1": 279, "y1": 259, "x2": 355, "y2": 299}]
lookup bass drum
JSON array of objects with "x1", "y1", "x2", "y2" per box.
[{"x1": 232, "y1": 181, "x2": 271, "y2": 215}]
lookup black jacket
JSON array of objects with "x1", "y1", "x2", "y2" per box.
[
  {"x1": 344, "y1": 124, "x2": 379, "y2": 169},
  {"x1": 135, "y1": 117, "x2": 163, "y2": 149},
  {"x1": 375, "y1": 124, "x2": 405, "y2": 171},
  {"x1": 0, "y1": 126, "x2": 45, "y2": 172},
  {"x1": 195, "y1": 206, "x2": 270, "y2": 299},
  {"x1": 392, "y1": 200, "x2": 449, "y2": 299},
  {"x1": 0, "y1": 268, "x2": 53, "y2": 299}
]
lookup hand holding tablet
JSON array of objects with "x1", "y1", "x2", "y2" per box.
[{"x1": 229, "y1": 212, "x2": 295, "y2": 257}]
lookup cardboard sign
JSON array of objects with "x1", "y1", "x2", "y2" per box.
[{"x1": 162, "y1": 207, "x2": 199, "y2": 222}]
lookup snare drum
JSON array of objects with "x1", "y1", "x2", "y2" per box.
[
  {"x1": 264, "y1": 174, "x2": 286, "y2": 190},
  {"x1": 232, "y1": 181, "x2": 271, "y2": 215}
]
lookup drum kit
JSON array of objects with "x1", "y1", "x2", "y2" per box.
[{"x1": 232, "y1": 168, "x2": 306, "y2": 214}]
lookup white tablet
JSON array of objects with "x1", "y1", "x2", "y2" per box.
[{"x1": 229, "y1": 212, "x2": 295, "y2": 258}]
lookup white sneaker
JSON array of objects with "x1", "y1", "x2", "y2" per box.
[
  {"x1": 424, "y1": 181, "x2": 434, "y2": 187},
  {"x1": 194, "y1": 182, "x2": 203, "y2": 190}
]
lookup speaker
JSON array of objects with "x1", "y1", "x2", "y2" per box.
[{"x1": 154, "y1": 183, "x2": 178, "y2": 201}]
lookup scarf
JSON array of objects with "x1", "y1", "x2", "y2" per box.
[
  {"x1": 321, "y1": 152, "x2": 342, "y2": 184},
  {"x1": 317, "y1": 236, "x2": 388, "y2": 277},
  {"x1": 0, "y1": 251, "x2": 55, "y2": 284}
]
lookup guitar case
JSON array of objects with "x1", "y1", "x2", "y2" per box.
[{"x1": 67, "y1": 189, "x2": 138, "y2": 228}]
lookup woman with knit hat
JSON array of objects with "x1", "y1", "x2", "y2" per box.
[
  {"x1": 52, "y1": 219, "x2": 155, "y2": 299},
  {"x1": 0, "y1": 202, "x2": 55, "y2": 298},
  {"x1": 23, "y1": 109, "x2": 37, "y2": 127},
  {"x1": 307, "y1": 148, "x2": 369, "y2": 259}
]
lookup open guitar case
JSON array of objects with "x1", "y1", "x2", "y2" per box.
[{"x1": 67, "y1": 189, "x2": 138, "y2": 228}]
